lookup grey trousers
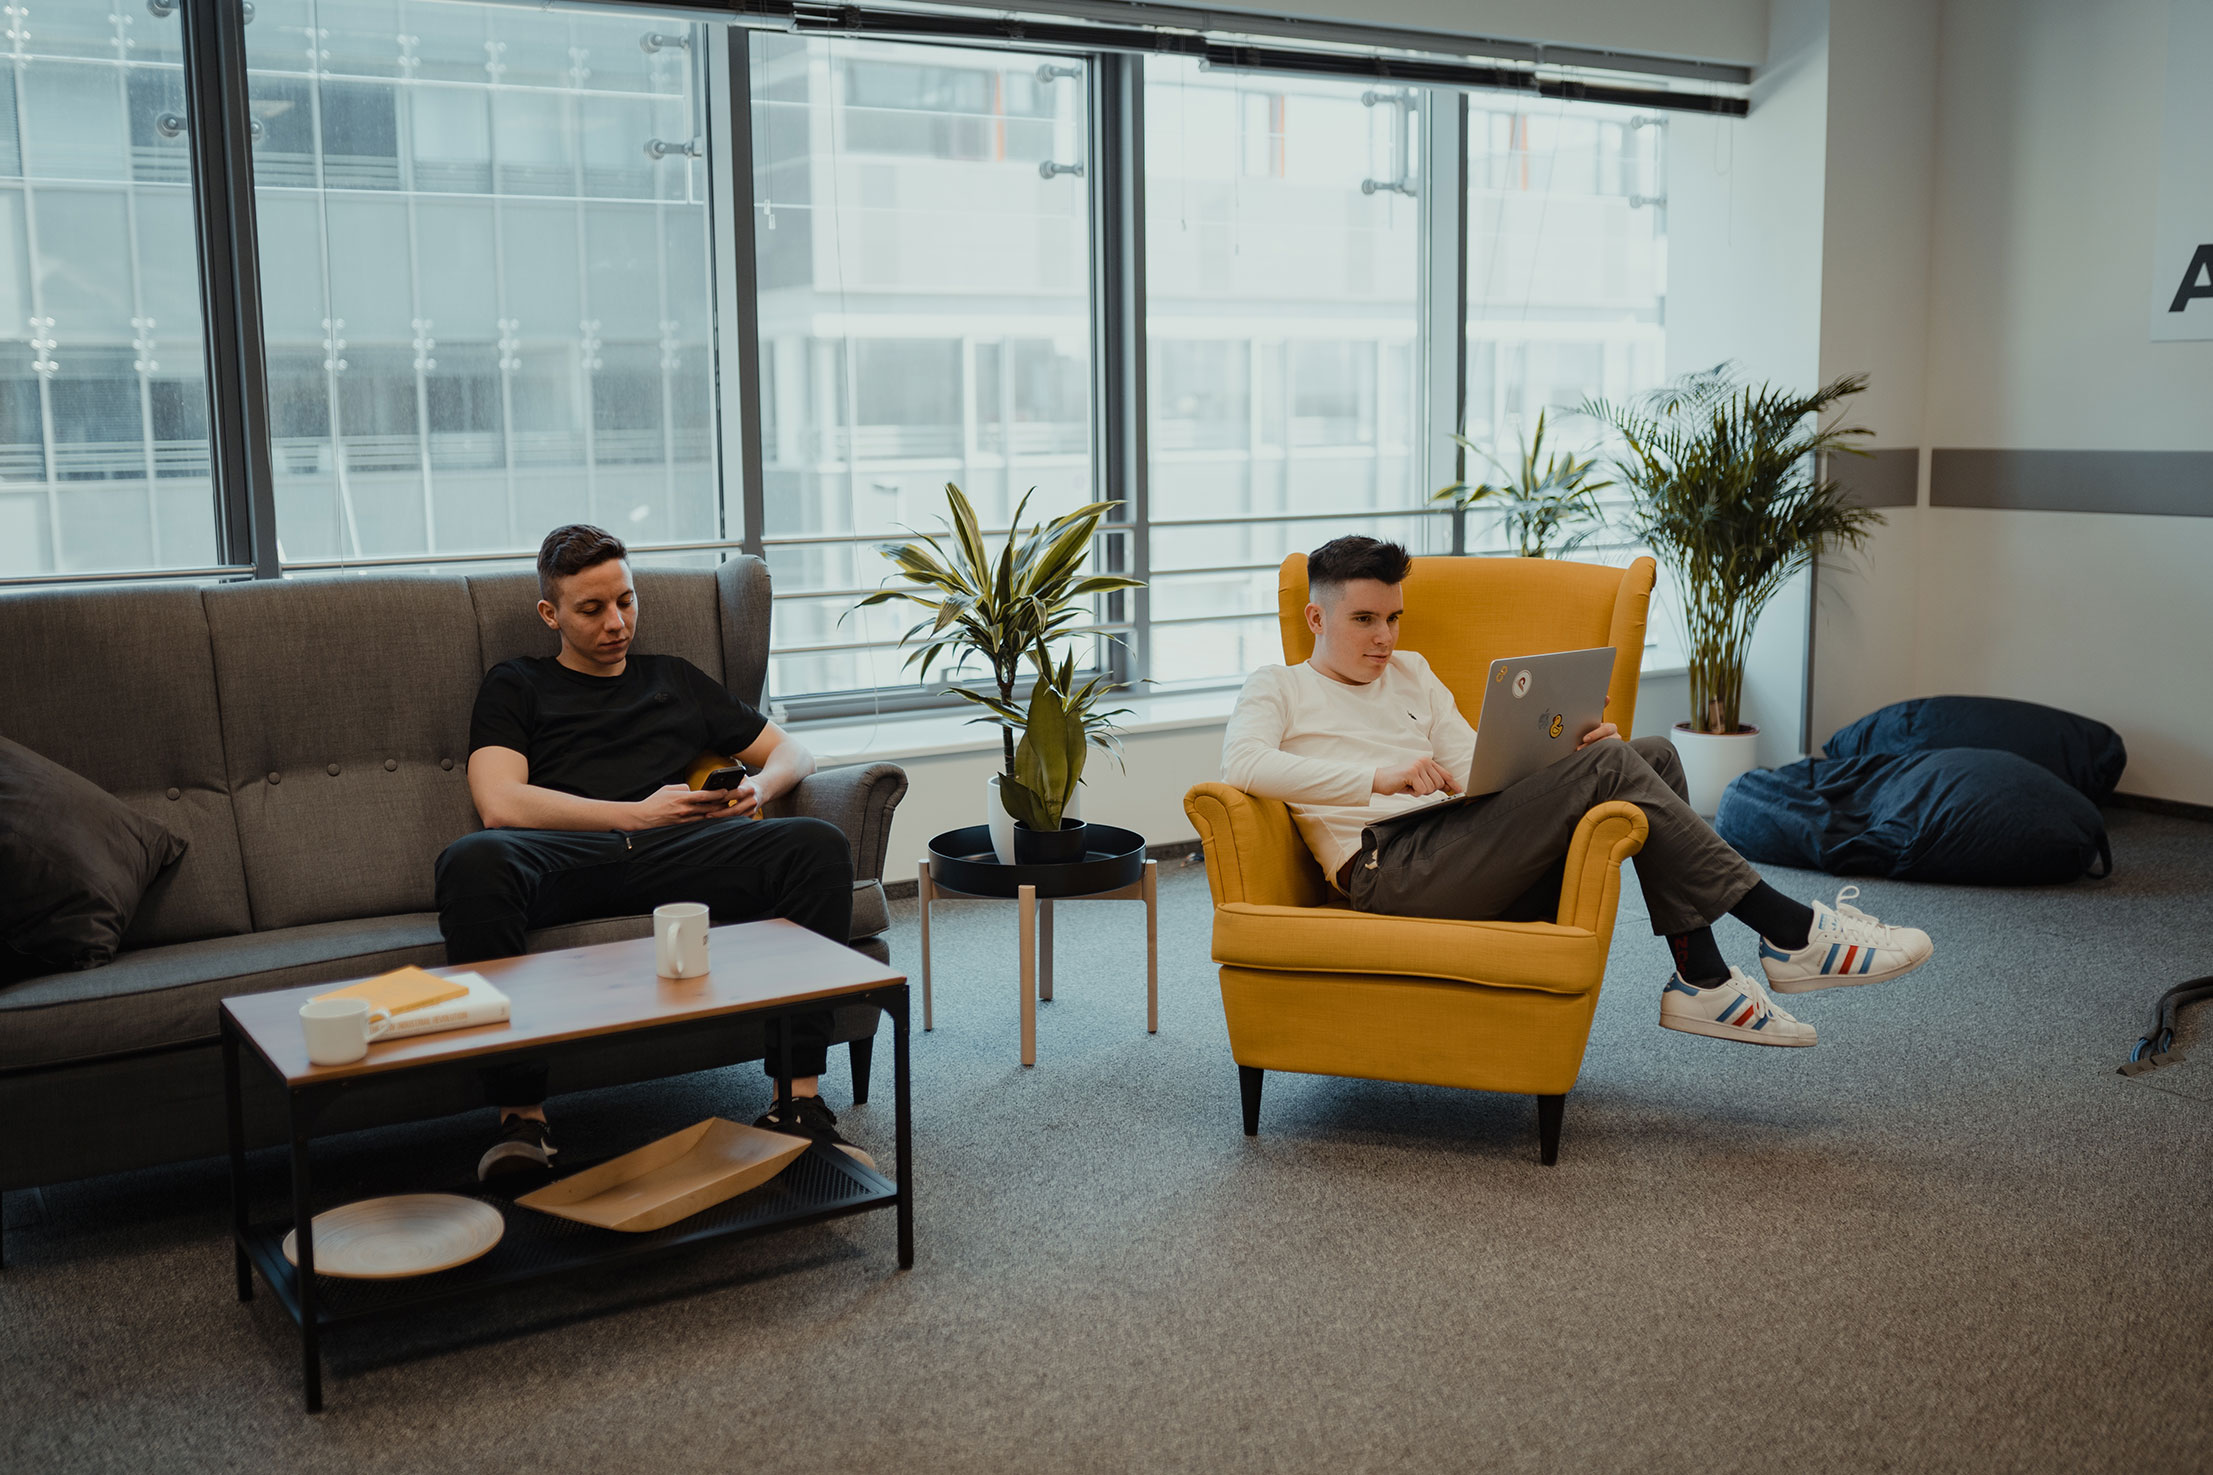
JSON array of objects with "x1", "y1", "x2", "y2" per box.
[{"x1": 1345, "y1": 735, "x2": 1762, "y2": 936}]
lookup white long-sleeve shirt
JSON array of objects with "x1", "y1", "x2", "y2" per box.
[{"x1": 1221, "y1": 652, "x2": 1477, "y2": 884}]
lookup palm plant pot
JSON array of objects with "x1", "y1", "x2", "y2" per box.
[
  {"x1": 1013, "y1": 819, "x2": 1090, "y2": 866},
  {"x1": 985, "y1": 774, "x2": 1018, "y2": 865},
  {"x1": 1672, "y1": 723, "x2": 1760, "y2": 818}
]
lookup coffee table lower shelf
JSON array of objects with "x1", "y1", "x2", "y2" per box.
[{"x1": 238, "y1": 1144, "x2": 894, "y2": 1328}]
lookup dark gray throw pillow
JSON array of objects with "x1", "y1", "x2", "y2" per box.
[{"x1": 0, "y1": 736, "x2": 187, "y2": 975}]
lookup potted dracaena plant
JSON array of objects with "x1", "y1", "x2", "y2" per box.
[
  {"x1": 1585, "y1": 364, "x2": 1882, "y2": 814},
  {"x1": 966, "y1": 652, "x2": 1130, "y2": 864},
  {"x1": 855, "y1": 483, "x2": 1141, "y2": 864},
  {"x1": 1429, "y1": 408, "x2": 1614, "y2": 557}
]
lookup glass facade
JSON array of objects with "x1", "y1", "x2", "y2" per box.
[
  {"x1": 2, "y1": 8, "x2": 1682, "y2": 700},
  {"x1": 0, "y1": 2, "x2": 217, "y2": 577},
  {"x1": 750, "y1": 35, "x2": 1094, "y2": 702},
  {"x1": 246, "y1": 0, "x2": 720, "y2": 563},
  {"x1": 1463, "y1": 97, "x2": 1667, "y2": 552},
  {"x1": 1143, "y1": 58, "x2": 1434, "y2": 687}
]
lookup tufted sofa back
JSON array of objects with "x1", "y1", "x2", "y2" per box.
[{"x1": 0, "y1": 557, "x2": 776, "y2": 940}]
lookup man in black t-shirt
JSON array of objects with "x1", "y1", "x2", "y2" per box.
[{"x1": 435, "y1": 524, "x2": 861, "y2": 1182}]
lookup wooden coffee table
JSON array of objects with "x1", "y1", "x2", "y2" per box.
[{"x1": 220, "y1": 919, "x2": 909, "y2": 1412}]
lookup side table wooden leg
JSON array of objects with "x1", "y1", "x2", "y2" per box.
[
  {"x1": 918, "y1": 859, "x2": 934, "y2": 1033},
  {"x1": 1019, "y1": 883, "x2": 1037, "y2": 1067},
  {"x1": 1039, "y1": 899, "x2": 1054, "y2": 1002},
  {"x1": 1143, "y1": 859, "x2": 1159, "y2": 1033}
]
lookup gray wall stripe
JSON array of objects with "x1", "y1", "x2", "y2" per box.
[
  {"x1": 1834, "y1": 446, "x2": 1919, "y2": 508},
  {"x1": 1930, "y1": 449, "x2": 2213, "y2": 517}
]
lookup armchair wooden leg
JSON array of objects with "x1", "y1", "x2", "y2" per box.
[
  {"x1": 1536, "y1": 1093, "x2": 1565, "y2": 1166},
  {"x1": 1239, "y1": 1066, "x2": 1263, "y2": 1137}
]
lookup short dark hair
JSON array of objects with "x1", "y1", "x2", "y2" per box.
[
  {"x1": 537, "y1": 523, "x2": 627, "y2": 603},
  {"x1": 1306, "y1": 535, "x2": 1411, "y2": 600}
]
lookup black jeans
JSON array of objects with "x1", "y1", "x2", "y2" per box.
[{"x1": 434, "y1": 816, "x2": 854, "y2": 1104}]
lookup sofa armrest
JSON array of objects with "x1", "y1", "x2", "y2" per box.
[
  {"x1": 1553, "y1": 799, "x2": 1649, "y2": 933},
  {"x1": 767, "y1": 762, "x2": 908, "y2": 884}
]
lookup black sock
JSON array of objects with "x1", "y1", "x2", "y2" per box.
[
  {"x1": 1729, "y1": 881, "x2": 1814, "y2": 951},
  {"x1": 1667, "y1": 927, "x2": 1728, "y2": 986}
]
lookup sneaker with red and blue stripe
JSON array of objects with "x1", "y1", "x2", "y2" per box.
[
  {"x1": 1659, "y1": 966, "x2": 1816, "y2": 1047},
  {"x1": 1758, "y1": 885, "x2": 1933, "y2": 995}
]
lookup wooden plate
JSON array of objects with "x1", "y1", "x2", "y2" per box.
[{"x1": 281, "y1": 1193, "x2": 505, "y2": 1279}]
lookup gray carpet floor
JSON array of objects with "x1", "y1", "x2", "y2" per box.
[{"x1": 5, "y1": 809, "x2": 2212, "y2": 1473}]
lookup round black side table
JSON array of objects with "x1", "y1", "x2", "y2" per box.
[{"x1": 921, "y1": 823, "x2": 1158, "y2": 1066}]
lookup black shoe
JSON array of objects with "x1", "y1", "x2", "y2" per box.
[
  {"x1": 477, "y1": 1115, "x2": 557, "y2": 1186},
  {"x1": 754, "y1": 1094, "x2": 875, "y2": 1171}
]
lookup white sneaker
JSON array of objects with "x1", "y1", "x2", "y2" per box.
[
  {"x1": 1659, "y1": 966, "x2": 1817, "y2": 1047},
  {"x1": 1758, "y1": 885, "x2": 1934, "y2": 994}
]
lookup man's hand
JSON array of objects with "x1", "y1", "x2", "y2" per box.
[
  {"x1": 717, "y1": 777, "x2": 762, "y2": 819},
  {"x1": 1576, "y1": 721, "x2": 1622, "y2": 750},
  {"x1": 1375, "y1": 757, "x2": 1461, "y2": 797},
  {"x1": 627, "y1": 784, "x2": 734, "y2": 831}
]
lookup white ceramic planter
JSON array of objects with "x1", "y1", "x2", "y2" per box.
[
  {"x1": 1671, "y1": 723, "x2": 1761, "y2": 817},
  {"x1": 985, "y1": 774, "x2": 1018, "y2": 865}
]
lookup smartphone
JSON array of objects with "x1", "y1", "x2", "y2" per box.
[{"x1": 702, "y1": 764, "x2": 751, "y2": 791}]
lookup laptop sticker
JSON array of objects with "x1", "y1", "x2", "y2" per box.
[{"x1": 1512, "y1": 669, "x2": 1532, "y2": 698}]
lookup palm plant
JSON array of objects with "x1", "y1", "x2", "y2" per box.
[
  {"x1": 1430, "y1": 409, "x2": 1614, "y2": 557},
  {"x1": 1585, "y1": 365, "x2": 1880, "y2": 735},
  {"x1": 854, "y1": 482, "x2": 1141, "y2": 779}
]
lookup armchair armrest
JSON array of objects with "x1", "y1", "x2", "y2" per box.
[
  {"x1": 1183, "y1": 781, "x2": 1335, "y2": 910},
  {"x1": 1554, "y1": 799, "x2": 1649, "y2": 932},
  {"x1": 766, "y1": 762, "x2": 908, "y2": 884}
]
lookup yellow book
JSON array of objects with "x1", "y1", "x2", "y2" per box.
[{"x1": 313, "y1": 965, "x2": 468, "y2": 1016}]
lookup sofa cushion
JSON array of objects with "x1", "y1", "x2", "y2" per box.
[
  {"x1": 0, "y1": 737, "x2": 188, "y2": 973},
  {"x1": 0, "y1": 911, "x2": 664, "y2": 1072},
  {"x1": 203, "y1": 576, "x2": 485, "y2": 931},
  {"x1": 0, "y1": 583, "x2": 252, "y2": 945},
  {"x1": 467, "y1": 567, "x2": 726, "y2": 676}
]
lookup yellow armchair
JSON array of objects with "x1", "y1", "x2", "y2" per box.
[{"x1": 1182, "y1": 552, "x2": 1658, "y2": 1163}]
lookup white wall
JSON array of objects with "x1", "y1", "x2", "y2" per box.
[
  {"x1": 1653, "y1": 0, "x2": 1831, "y2": 762},
  {"x1": 1806, "y1": 0, "x2": 1940, "y2": 746},
  {"x1": 1913, "y1": 0, "x2": 2213, "y2": 804}
]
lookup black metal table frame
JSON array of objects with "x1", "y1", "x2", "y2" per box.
[{"x1": 221, "y1": 982, "x2": 912, "y2": 1412}]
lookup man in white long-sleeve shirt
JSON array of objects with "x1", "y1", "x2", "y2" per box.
[{"x1": 1222, "y1": 536, "x2": 1935, "y2": 1047}]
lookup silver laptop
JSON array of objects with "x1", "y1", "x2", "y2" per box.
[{"x1": 1457, "y1": 646, "x2": 1619, "y2": 797}]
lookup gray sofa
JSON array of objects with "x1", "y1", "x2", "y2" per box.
[{"x1": 0, "y1": 558, "x2": 905, "y2": 1250}]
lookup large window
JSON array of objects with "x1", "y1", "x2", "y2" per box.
[
  {"x1": 3, "y1": 7, "x2": 1711, "y2": 701},
  {"x1": 1463, "y1": 97, "x2": 1667, "y2": 547},
  {"x1": 246, "y1": 0, "x2": 721, "y2": 563},
  {"x1": 1142, "y1": 58, "x2": 1437, "y2": 687},
  {"x1": 750, "y1": 35, "x2": 1096, "y2": 705},
  {"x1": 0, "y1": 4, "x2": 219, "y2": 577}
]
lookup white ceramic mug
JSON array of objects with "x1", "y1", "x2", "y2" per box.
[
  {"x1": 655, "y1": 901, "x2": 711, "y2": 979},
  {"x1": 299, "y1": 996, "x2": 392, "y2": 1066}
]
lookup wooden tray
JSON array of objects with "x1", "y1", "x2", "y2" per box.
[
  {"x1": 281, "y1": 1193, "x2": 505, "y2": 1279},
  {"x1": 516, "y1": 1118, "x2": 810, "y2": 1233}
]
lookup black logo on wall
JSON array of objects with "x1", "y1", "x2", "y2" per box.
[{"x1": 2169, "y1": 244, "x2": 2213, "y2": 313}]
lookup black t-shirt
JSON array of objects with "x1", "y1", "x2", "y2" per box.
[{"x1": 467, "y1": 654, "x2": 769, "y2": 804}]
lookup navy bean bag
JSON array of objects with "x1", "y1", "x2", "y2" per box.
[
  {"x1": 1715, "y1": 748, "x2": 2112, "y2": 885},
  {"x1": 1823, "y1": 695, "x2": 2126, "y2": 802}
]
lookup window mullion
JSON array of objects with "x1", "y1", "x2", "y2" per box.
[{"x1": 179, "y1": 0, "x2": 278, "y2": 577}]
